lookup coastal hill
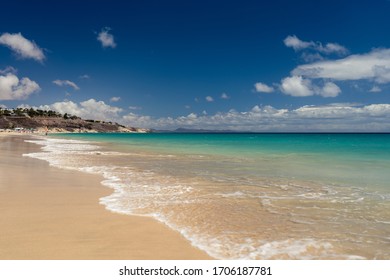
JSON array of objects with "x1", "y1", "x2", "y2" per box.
[{"x1": 0, "y1": 108, "x2": 149, "y2": 133}]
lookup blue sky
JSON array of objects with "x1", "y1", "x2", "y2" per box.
[{"x1": 1, "y1": 0, "x2": 390, "y2": 131}]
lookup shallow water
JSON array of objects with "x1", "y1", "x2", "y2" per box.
[{"x1": 24, "y1": 133, "x2": 390, "y2": 259}]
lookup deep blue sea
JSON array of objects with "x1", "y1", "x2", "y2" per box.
[{"x1": 25, "y1": 133, "x2": 390, "y2": 259}]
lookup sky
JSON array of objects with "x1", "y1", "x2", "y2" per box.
[{"x1": 1, "y1": 0, "x2": 390, "y2": 131}]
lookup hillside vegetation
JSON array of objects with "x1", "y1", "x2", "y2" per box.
[{"x1": 0, "y1": 108, "x2": 149, "y2": 133}]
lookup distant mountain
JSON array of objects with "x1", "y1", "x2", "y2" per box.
[{"x1": 0, "y1": 108, "x2": 149, "y2": 133}]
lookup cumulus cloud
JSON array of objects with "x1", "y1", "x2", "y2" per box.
[
  {"x1": 273, "y1": 36, "x2": 390, "y2": 98},
  {"x1": 206, "y1": 96, "x2": 214, "y2": 102},
  {"x1": 28, "y1": 98, "x2": 390, "y2": 132},
  {"x1": 284, "y1": 35, "x2": 348, "y2": 55},
  {"x1": 0, "y1": 32, "x2": 45, "y2": 62},
  {"x1": 280, "y1": 76, "x2": 341, "y2": 98},
  {"x1": 38, "y1": 99, "x2": 122, "y2": 121},
  {"x1": 120, "y1": 103, "x2": 390, "y2": 132},
  {"x1": 110, "y1": 96, "x2": 121, "y2": 102},
  {"x1": 293, "y1": 48, "x2": 390, "y2": 84},
  {"x1": 79, "y1": 99, "x2": 122, "y2": 119},
  {"x1": 280, "y1": 76, "x2": 313, "y2": 97},
  {"x1": 373, "y1": 65, "x2": 390, "y2": 84},
  {"x1": 278, "y1": 41, "x2": 390, "y2": 98},
  {"x1": 221, "y1": 92, "x2": 230, "y2": 99},
  {"x1": 129, "y1": 106, "x2": 142, "y2": 110},
  {"x1": 321, "y1": 43, "x2": 349, "y2": 55},
  {"x1": 97, "y1": 27, "x2": 116, "y2": 48},
  {"x1": 283, "y1": 35, "x2": 313, "y2": 51},
  {"x1": 0, "y1": 71, "x2": 40, "y2": 100},
  {"x1": 254, "y1": 82, "x2": 275, "y2": 93},
  {"x1": 319, "y1": 82, "x2": 341, "y2": 97},
  {"x1": 53, "y1": 79, "x2": 80, "y2": 90},
  {"x1": 369, "y1": 86, "x2": 382, "y2": 93}
]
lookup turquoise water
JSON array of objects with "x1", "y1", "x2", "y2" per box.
[
  {"x1": 63, "y1": 133, "x2": 390, "y2": 189},
  {"x1": 25, "y1": 133, "x2": 390, "y2": 259}
]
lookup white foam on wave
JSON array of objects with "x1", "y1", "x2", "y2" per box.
[
  {"x1": 23, "y1": 137, "x2": 101, "y2": 171},
  {"x1": 253, "y1": 239, "x2": 365, "y2": 260},
  {"x1": 218, "y1": 191, "x2": 246, "y2": 198},
  {"x1": 252, "y1": 239, "x2": 333, "y2": 260},
  {"x1": 22, "y1": 136, "x2": 375, "y2": 260},
  {"x1": 159, "y1": 229, "x2": 338, "y2": 260},
  {"x1": 25, "y1": 138, "x2": 99, "y2": 153},
  {"x1": 92, "y1": 166, "x2": 379, "y2": 260},
  {"x1": 374, "y1": 219, "x2": 390, "y2": 225}
]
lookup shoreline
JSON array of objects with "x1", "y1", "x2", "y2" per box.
[{"x1": 0, "y1": 134, "x2": 212, "y2": 260}]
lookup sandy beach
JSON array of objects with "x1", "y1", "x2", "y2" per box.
[{"x1": 0, "y1": 134, "x2": 211, "y2": 260}]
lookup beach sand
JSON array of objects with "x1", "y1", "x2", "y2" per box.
[{"x1": 0, "y1": 134, "x2": 212, "y2": 260}]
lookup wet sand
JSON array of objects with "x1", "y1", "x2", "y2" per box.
[{"x1": 0, "y1": 134, "x2": 212, "y2": 259}]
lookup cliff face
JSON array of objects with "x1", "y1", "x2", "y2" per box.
[{"x1": 0, "y1": 115, "x2": 149, "y2": 133}]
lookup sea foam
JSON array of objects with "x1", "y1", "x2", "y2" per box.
[{"x1": 23, "y1": 135, "x2": 390, "y2": 259}]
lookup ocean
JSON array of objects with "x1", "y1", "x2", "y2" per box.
[{"x1": 24, "y1": 133, "x2": 390, "y2": 259}]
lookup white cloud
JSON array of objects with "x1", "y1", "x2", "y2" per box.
[
  {"x1": 39, "y1": 101, "x2": 79, "y2": 116},
  {"x1": 283, "y1": 35, "x2": 313, "y2": 51},
  {"x1": 369, "y1": 86, "x2": 382, "y2": 93},
  {"x1": 280, "y1": 76, "x2": 313, "y2": 97},
  {"x1": 53, "y1": 80, "x2": 80, "y2": 90},
  {"x1": 79, "y1": 99, "x2": 122, "y2": 119},
  {"x1": 373, "y1": 65, "x2": 390, "y2": 84},
  {"x1": 280, "y1": 76, "x2": 341, "y2": 98},
  {"x1": 0, "y1": 66, "x2": 17, "y2": 75},
  {"x1": 301, "y1": 53, "x2": 324, "y2": 62},
  {"x1": 123, "y1": 112, "x2": 153, "y2": 127},
  {"x1": 187, "y1": 113, "x2": 197, "y2": 119},
  {"x1": 97, "y1": 27, "x2": 116, "y2": 48},
  {"x1": 129, "y1": 106, "x2": 142, "y2": 110},
  {"x1": 79, "y1": 74, "x2": 90, "y2": 80},
  {"x1": 32, "y1": 99, "x2": 390, "y2": 132},
  {"x1": 294, "y1": 104, "x2": 390, "y2": 120},
  {"x1": 284, "y1": 35, "x2": 348, "y2": 55},
  {"x1": 320, "y1": 43, "x2": 348, "y2": 55},
  {"x1": 254, "y1": 82, "x2": 274, "y2": 93},
  {"x1": 121, "y1": 103, "x2": 390, "y2": 132},
  {"x1": 279, "y1": 43, "x2": 390, "y2": 98},
  {"x1": 0, "y1": 72, "x2": 40, "y2": 100},
  {"x1": 293, "y1": 48, "x2": 390, "y2": 84},
  {"x1": 221, "y1": 92, "x2": 230, "y2": 99},
  {"x1": 206, "y1": 96, "x2": 214, "y2": 102},
  {"x1": 320, "y1": 82, "x2": 341, "y2": 97},
  {"x1": 0, "y1": 32, "x2": 45, "y2": 62},
  {"x1": 38, "y1": 99, "x2": 122, "y2": 121},
  {"x1": 110, "y1": 96, "x2": 121, "y2": 102}
]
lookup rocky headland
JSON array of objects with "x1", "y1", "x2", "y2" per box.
[{"x1": 0, "y1": 108, "x2": 149, "y2": 133}]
